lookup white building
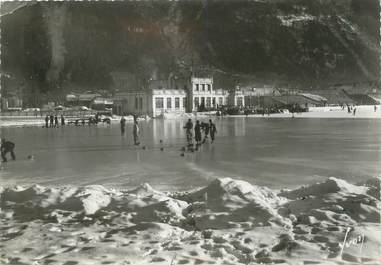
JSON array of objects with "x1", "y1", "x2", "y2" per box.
[
  {"x1": 113, "y1": 80, "x2": 186, "y2": 117},
  {"x1": 151, "y1": 89, "x2": 187, "y2": 117},
  {"x1": 112, "y1": 74, "x2": 258, "y2": 117},
  {"x1": 188, "y1": 77, "x2": 228, "y2": 112},
  {"x1": 228, "y1": 86, "x2": 245, "y2": 108}
]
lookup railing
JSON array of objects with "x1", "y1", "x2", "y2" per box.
[{"x1": 0, "y1": 110, "x2": 101, "y2": 118}]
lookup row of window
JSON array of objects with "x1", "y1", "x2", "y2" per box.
[
  {"x1": 155, "y1": 97, "x2": 186, "y2": 109},
  {"x1": 237, "y1": 97, "x2": 243, "y2": 106},
  {"x1": 194, "y1": 97, "x2": 224, "y2": 108},
  {"x1": 135, "y1": 97, "x2": 144, "y2": 110},
  {"x1": 194, "y1": 84, "x2": 212, "y2": 92}
]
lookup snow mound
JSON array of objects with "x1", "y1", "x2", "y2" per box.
[
  {"x1": 278, "y1": 177, "x2": 380, "y2": 224},
  {"x1": 279, "y1": 177, "x2": 369, "y2": 199},
  {"x1": 126, "y1": 222, "x2": 190, "y2": 238},
  {"x1": 132, "y1": 199, "x2": 189, "y2": 224},
  {"x1": 129, "y1": 182, "x2": 165, "y2": 197},
  {"x1": 357, "y1": 177, "x2": 380, "y2": 199},
  {"x1": 1, "y1": 177, "x2": 381, "y2": 265},
  {"x1": 187, "y1": 178, "x2": 286, "y2": 210},
  {"x1": 107, "y1": 183, "x2": 174, "y2": 212},
  {"x1": 1, "y1": 184, "x2": 115, "y2": 218},
  {"x1": 183, "y1": 178, "x2": 289, "y2": 229}
]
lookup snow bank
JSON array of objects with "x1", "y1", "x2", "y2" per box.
[
  {"x1": 182, "y1": 178, "x2": 289, "y2": 229},
  {"x1": 1, "y1": 184, "x2": 115, "y2": 218},
  {"x1": 278, "y1": 177, "x2": 380, "y2": 224},
  {"x1": 279, "y1": 177, "x2": 369, "y2": 199},
  {"x1": 1, "y1": 177, "x2": 380, "y2": 265}
]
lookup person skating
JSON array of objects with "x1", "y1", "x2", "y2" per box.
[
  {"x1": 194, "y1": 120, "x2": 202, "y2": 146},
  {"x1": 120, "y1": 116, "x2": 126, "y2": 135},
  {"x1": 45, "y1": 115, "x2": 49, "y2": 128},
  {"x1": 1, "y1": 139, "x2": 15, "y2": 162},
  {"x1": 49, "y1": 115, "x2": 54, "y2": 127},
  {"x1": 61, "y1": 115, "x2": 65, "y2": 126},
  {"x1": 54, "y1": 115, "x2": 59, "y2": 127},
  {"x1": 202, "y1": 122, "x2": 210, "y2": 144},
  {"x1": 183, "y1": 119, "x2": 193, "y2": 146},
  {"x1": 353, "y1": 106, "x2": 357, "y2": 116},
  {"x1": 209, "y1": 119, "x2": 217, "y2": 143},
  {"x1": 133, "y1": 119, "x2": 140, "y2": 145}
]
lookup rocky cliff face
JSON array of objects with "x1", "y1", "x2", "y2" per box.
[{"x1": 1, "y1": 0, "x2": 379, "y2": 98}]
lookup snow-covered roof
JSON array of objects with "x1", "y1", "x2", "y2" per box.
[{"x1": 300, "y1": 93, "x2": 327, "y2": 102}]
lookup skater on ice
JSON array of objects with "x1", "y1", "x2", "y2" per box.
[
  {"x1": 209, "y1": 119, "x2": 217, "y2": 143},
  {"x1": 45, "y1": 115, "x2": 49, "y2": 128},
  {"x1": 201, "y1": 121, "x2": 210, "y2": 144},
  {"x1": 54, "y1": 115, "x2": 59, "y2": 127},
  {"x1": 194, "y1": 120, "x2": 202, "y2": 146},
  {"x1": 133, "y1": 118, "x2": 140, "y2": 145},
  {"x1": 1, "y1": 138, "x2": 16, "y2": 162},
  {"x1": 49, "y1": 115, "x2": 54, "y2": 127},
  {"x1": 184, "y1": 119, "x2": 193, "y2": 146},
  {"x1": 120, "y1": 116, "x2": 126, "y2": 135},
  {"x1": 61, "y1": 115, "x2": 65, "y2": 126}
]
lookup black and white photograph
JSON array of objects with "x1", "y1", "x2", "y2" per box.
[{"x1": 0, "y1": 0, "x2": 380, "y2": 264}]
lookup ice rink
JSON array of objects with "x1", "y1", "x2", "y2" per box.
[{"x1": 1, "y1": 117, "x2": 380, "y2": 190}]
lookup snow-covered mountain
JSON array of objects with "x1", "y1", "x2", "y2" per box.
[{"x1": 0, "y1": 0, "x2": 379, "y2": 100}]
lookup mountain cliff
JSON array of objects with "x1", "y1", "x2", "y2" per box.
[{"x1": 1, "y1": 0, "x2": 379, "y2": 101}]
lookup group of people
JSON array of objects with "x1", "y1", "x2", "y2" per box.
[
  {"x1": 45, "y1": 114, "x2": 65, "y2": 128},
  {"x1": 44, "y1": 113, "x2": 107, "y2": 127},
  {"x1": 184, "y1": 119, "x2": 217, "y2": 147},
  {"x1": 120, "y1": 116, "x2": 140, "y2": 146},
  {"x1": 344, "y1": 105, "x2": 357, "y2": 116},
  {"x1": 120, "y1": 116, "x2": 217, "y2": 148}
]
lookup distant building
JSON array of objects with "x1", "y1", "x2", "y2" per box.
[
  {"x1": 228, "y1": 86, "x2": 245, "y2": 108},
  {"x1": 113, "y1": 90, "x2": 147, "y2": 116},
  {"x1": 239, "y1": 86, "x2": 281, "y2": 108},
  {"x1": 336, "y1": 82, "x2": 380, "y2": 105},
  {"x1": 65, "y1": 91, "x2": 104, "y2": 108},
  {"x1": 188, "y1": 77, "x2": 228, "y2": 111},
  {"x1": 1, "y1": 92, "x2": 23, "y2": 111},
  {"x1": 299, "y1": 93, "x2": 327, "y2": 105},
  {"x1": 261, "y1": 94, "x2": 325, "y2": 109},
  {"x1": 112, "y1": 73, "x2": 312, "y2": 116},
  {"x1": 113, "y1": 75, "x2": 230, "y2": 116},
  {"x1": 92, "y1": 97, "x2": 114, "y2": 110},
  {"x1": 309, "y1": 89, "x2": 354, "y2": 106},
  {"x1": 151, "y1": 89, "x2": 187, "y2": 117},
  {"x1": 78, "y1": 92, "x2": 102, "y2": 107},
  {"x1": 113, "y1": 79, "x2": 187, "y2": 117},
  {"x1": 66, "y1": 93, "x2": 78, "y2": 103}
]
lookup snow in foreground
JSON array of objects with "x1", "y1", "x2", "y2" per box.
[{"x1": 1, "y1": 177, "x2": 380, "y2": 265}]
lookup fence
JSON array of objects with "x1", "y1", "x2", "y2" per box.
[{"x1": 0, "y1": 110, "x2": 103, "y2": 118}]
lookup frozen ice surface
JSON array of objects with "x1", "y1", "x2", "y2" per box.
[{"x1": 1, "y1": 118, "x2": 380, "y2": 190}]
